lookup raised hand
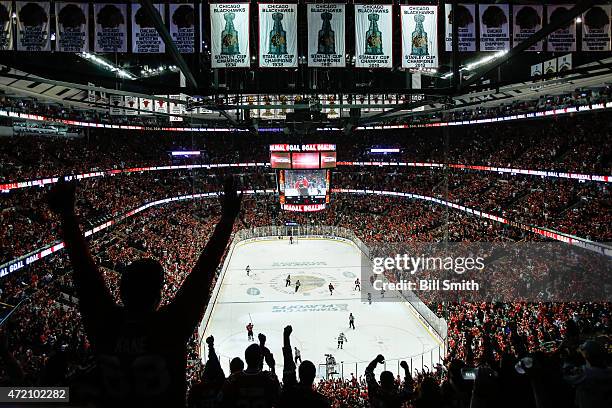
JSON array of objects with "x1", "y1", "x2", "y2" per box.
[
  {"x1": 47, "y1": 177, "x2": 77, "y2": 216},
  {"x1": 376, "y1": 354, "x2": 385, "y2": 364},
  {"x1": 400, "y1": 361, "x2": 409, "y2": 370},
  {"x1": 206, "y1": 335, "x2": 214, "y2": 346},
  {"x1": 284, "y1": 325, "x2": 293, "y2": 337},
  {"x1": 221, "y1": 176, "x2": 242, "y2": 219}
]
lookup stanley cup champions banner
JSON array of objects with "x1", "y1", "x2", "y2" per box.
[
  {"x1": 170, "y1": 3, "x2": 196, "y2": 53},
  {"x1": 582, "y1": 5, "x2": 611, "y2": 52},
  {"x1": 355, "y1": 4, "x2": 393, "y2": 68},
  {"x1": 94, "y1": 3, "x2": 127, "y2": 53},
  {"x1": 16, "y1": 2, "x2": 50, "y2": 51},
  {"x1": 210, "y1": 3, "x2": 250, "y2": 68},
  {"x1": 479, "y1": 4, "x2": 510, "y2": 51},
  {"x1": 513, "y1": 5, "x2": 543, "y2": 51},
  {"x1": 0, "y1": 1, "x2": 13, "y2": 50},
  {"x1": 401, "y1": 5, "x2": 438, "y2": 69},
  {"x1": 547, "y1": 5, "x2": 576, "y2": 52},
  {"x1": 132, "y1": 3, "x2": 165, "y2": 53},
  {"x1": 307, "y1": 4, "x2": 345, "y2": 68},
  {"x1": 56, "y1": 2, "x2": 89, "y2": 53},
  {"x1": 258, "y1": 3, "x2": 297, "y2": 68},
  {"x1": 444, "y1": 3, "x2": 476, "y2": 52}
]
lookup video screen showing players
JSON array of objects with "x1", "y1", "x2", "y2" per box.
[{"x1": 284, "y1": 170, "x2": 327, "y2": 198}]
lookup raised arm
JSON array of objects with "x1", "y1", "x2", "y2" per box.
[
  {"x1": 202, "y1": 335, "x2": 225, "y2": 383},
  {"x1": 167, "y1": 178, "x2": 242, "y2": 335},
  {"x1": 365, "y1": 354, "x2": 384, "y2": 393},
  {"x1": 47, "y1": 178, "x2": 114, "y2": 338},
  {"x1": 282, "y1": 325, "x2": 297, "y2": 386},
  {"x1": 398, "y1": 361, "x2": 415, "y2": 401}
]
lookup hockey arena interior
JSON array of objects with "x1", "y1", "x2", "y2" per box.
[{"x1": 0, "y1": 2, "x2": 611, "y2": 408}]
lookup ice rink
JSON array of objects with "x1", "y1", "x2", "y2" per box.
[{"x1": 200, "y1": 237, "x2": 443, "y2": 379}]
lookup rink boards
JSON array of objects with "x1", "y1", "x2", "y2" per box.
[{"x1": 199, "y1": 236, "x2": 443, "y2": 379}]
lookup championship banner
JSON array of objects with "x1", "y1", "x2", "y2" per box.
[
  {"x1": 513, "y1": 5, "x2": 543, "y2": 51},
  {"x1": 56, "y1": 2, "x2": 89, "y2": 53},
  {"x1": 94, "y1": 3, "x2": 127, "y2": 53},
  {"x1": 169, "y1": 94, "x2": 184, "y2": 121},
  {"x1": 582, "y1": 5, "x2": 611, "y2": 52},
  {"x1": 154, "y1": 95, "x2": 169, "y2": 114},
  {"x1": 124, "y1": 95, "x2": 138, "y2": 115},
  {"x1": 307, "y1": 3, "x2": 345, "y2": 68},
  {"x1": 401, "y1": 5, "x2": 437, "y2": 69},
  {"x1": 132, "y1": 3, "x2": 165, "y2": 53},
  {"x1": 557, "y1": 54, "x2": 572, "y2": 72},
  {"x1": 355, "y1": 4, "x2": 392, "y2": 68},
  {"x1": 258, "y1": 3, "x2": 297, "y2": 68},
  {"x1": 547, "y1": 5, "x2": 576, "y2": 52},
  {"x1": 170, "y1": 3, "x2": 196, "y2": 53},
  {"x1": 16, "y1": 2, "x2": 50, "y2": 51},
  {"x1": 0, "y1": 1, "x2": 13, "y2": 50},
  {"x1": 544, "y1": 58, "x2": 557, "y2": 75},
  {"x1": 109, "y1": 95, "x2": 124, "y2": 115},
  {"x1": 444, "y1": 4, "x2": 476, "y2": 52},
  {"x1": 210, "y1": 3, "x2": 250, "y2": 68},
  {"x1": 530, "y1": 63, "x2": 543, "y2": 77},
  {"x1": 139, "y1": 98, "x2": 153, "y2": 115},
  {"x1": 479, "y1": 4, "x2": 510, "y2": 51}
]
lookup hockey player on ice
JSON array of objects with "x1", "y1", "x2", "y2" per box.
[
  {"x1": 337, "y1": 332, "x2": 347, "y2": 349},
  {"x1": 294, "y1": 279, "x2": 301, "y2": 293},
  {"x1": 349, "y1": 313, "x2": 355, "y2": 330},
  {"x1": 246, "y1": 265, "x2": 250, "y2": 276},
  {"x1": 328, "y1": 283, "x2": 335, "y2": 295},
  {"x1": 286, "y1": 275, "x2": 291, "y2": 287},
  {"x1": 246, "y1": 322, "x2": 254, "y2": 341},
  {"x1": 354, "y1": 278, "x2": 361, "y2": 291},
  {"x1": 289, "y1": 236, "x2": 294, "y2": 245},
  {"x1": 294, "y1": 346, "x2": 302, "y2": 364}
]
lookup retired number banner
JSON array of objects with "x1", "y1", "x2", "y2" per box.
[
  {"x1": 444, "y1": 3, "x2": 476, "y2": 52},
  {"x1": 259, "y1": 3, "x2": 297, "y2": 68},
  {"x1": 55, "y1": 2, "x2": 88, "y2": 52},
  {"x1": 582, "y1": 5, "x2": 611, "y2": 52},
  {"x1": 512, "y1": 5, "x2": 543, "y2": 51},
  {"x1": 170, "y1": 3, "x2": 196, "y2": 53},
  {"x1": 132, "y1": 3, "x2": 165, "y2": 53},
  {"x1": 210, "y1": 3, "x2": 250, "y2": 68},
  {"x1": 94, "y1": 3, "x2": 127, "y2": 53},
  {"x1": 16, "y1": 1, "x2": 50, "y2": 51},
  {"x1": 355, "y1": 4, "x2": 393, "y2": 68},
  {"x1": 479, "y1": 4, "x2": 510, "y2": 51},
  {"x1": 547, "y1": 5, "x2": 576, "y2": 52},
  {"x1": 307, "y1": 3, "x2": 345, "y2": 68},
  {"x1": 401, "y1": 5, "x2": 437, "y2": 69},
  {"x1": 0, "y1": 1, "x2": 13, "y2": 50}
]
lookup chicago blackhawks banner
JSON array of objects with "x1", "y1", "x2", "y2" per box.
[
  {"x1": 547, "y1": 5, "x2": 576, "y2": 52},
  {"x1": 582, "y1": 5, "x2": 611, "y2": 52},
  {"x1": 210, "y1": 3, "x2": 250, "y2": 68},
  {"x1": 170, "y1": 3, "x2": 196, "y2": 53},
  {"x1": 258, "y1": 3, "x2": 297, "y2": 68},
  {"x1": 55, "y1": 2, "x2": 89, "y2": 53},
  {"x1": 307, "y1": 3, "x2": 345, "y2": 68},
  {"x1": 16, "y1": 2, "x2": 50, "y2": 51},
  {"x1": 132, "y1": 3, "x2": 165, "y2": 53},
  {"x1": 444, "y1": 3, "x2": 476, "y2": 52},
  {"x1": 0, "y1": 1, "x2": 13, "y2": 50},
  {"x1": 94, "y1": 3, "x2": 127, "y2": 53},
  {"x1": 479, "y1": 4, "x2": 510, "y2": 51},
  {"x1": 401, "y1": 5, "x2": 437, "y2": 69},
  {"x1": 355, "y1": 4, "x2": 392, "y2": 68},
  {"x1": 513, "y1": 5, "x2": 543, "y2": 51}
]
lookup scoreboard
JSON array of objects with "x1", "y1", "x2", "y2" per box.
[{"x1": 270, "y1": 144, "x2": 336, "y2": 212}]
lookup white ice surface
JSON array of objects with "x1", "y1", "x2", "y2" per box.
[{"x1": 201, "y1": 238, "x2": 442, "y2": 379}]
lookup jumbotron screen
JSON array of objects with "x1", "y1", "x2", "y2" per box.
[{"x1": 278, "y1": 169, "x2": 331, "y2": 211}]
